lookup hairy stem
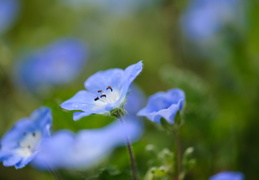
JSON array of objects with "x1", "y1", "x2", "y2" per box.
[{"x1": 118, "y1": 116, "x2": 138, "y2": 180}]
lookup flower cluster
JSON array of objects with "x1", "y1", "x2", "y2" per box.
[
  {"x1": 1, "y1": 60, "x2": 244, "y2": 180},
  {"x1": 1, "y1": 61, "x2": 187, "y2": 170}
]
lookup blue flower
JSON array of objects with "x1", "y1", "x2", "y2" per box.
[
  {"x1": 61, "y1": 61, "x2": 143, "y2": 120},
  {"x1": 124, "y1": 85, "x2": 146, "y2": 114},
  {"x1": 209, "y1": 171, "x2": 244, "y2": 180},
  {"x1": 33, "y1": 87, "x2": 144, "y2": 170},
  {"x1": 181, "y1": 0, "x2": 244, "y2": 42},
  {"x1": 0, "y1": 0, "x2": 20, "y2": 34},
  {"x1": 14, "y1": 38, "x2": 87, "y2": 93},
  {"x1": 32, "y1": 115, "x2": 143, "y2": 170},
  {"x1": 137, "y1": 88, "x2": 185, "y2": 124},
  {"x1": 0, "y1": 107, "x2": 52, "y2": 169}
]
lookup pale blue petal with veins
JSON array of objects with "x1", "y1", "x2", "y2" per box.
[{"x1": 61, "y1": 61, "x2": 143, "y2": 120}]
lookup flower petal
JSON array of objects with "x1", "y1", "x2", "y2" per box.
[
  {"x1": 31, "y1": 107, "x2": 52, "y2": 134},
  {"x1": 32, "y1": 130, "x2": 75, "y2": 170},
  {"x1": 103, "y1": 115, "x2": 143, "y2": 146},
  {"x1": 60, "y1": 90, "x2": 97, "y2": 111},
  {"x1": 73, "y1": 111, "x2": 93, "y2": 121},
  {"x1": 15, "y1": 154, "x2": 36, "y2": 169},
  {"x1": 0, "y1": 119, "x2": 34, "y2": 148},
  {"x1": 119, "y1": 61, "x2": 143, "y2": 98},
  {"x1": 32, "y1": 115, "x2": 143, "y2": 170},
  {"x1": 157, "y1": 100, "x2": 184, "y2": 124},
  {"x1": 84, "y1": 69, "x2": 124, "y2": 92},
  {"x1": 124, "y1": 85, "x2": 146, "y2": 114},
  {"x1": 3, "y1": 155, "x2": 22, "y2": 167},
  {"x1": 167, "y1": 89, "x2": 185, "y2": 107}
]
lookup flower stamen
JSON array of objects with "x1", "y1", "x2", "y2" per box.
[
  {"x1": 93, "y1": 85, "x2": 119, "y2": 105},
  {"x1": 106, "y1": 86, "x2": 113, "y2": 92},
  {"x1": 100, "y1": 94, "x2": 106, "y2": 98}
]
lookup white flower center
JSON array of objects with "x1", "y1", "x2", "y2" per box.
[
  {"x1": 93, "y1": 86, "x2": 120, "y2": 109},
  {"x1": 16, "y1": 131, "x2": 41, "y2": 157}
]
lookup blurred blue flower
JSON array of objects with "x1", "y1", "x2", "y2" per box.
[
  {"x1": 209, "y1": 171, "x2": 244, "y2": 180},
  {"x1": 0, "y1": 107, "x2": 52, "y2": 169},
  {"x1": 33, "y1": 86, "x2": 144, "y2": 170},
  {"x1": 138, "y1": 88, "x2": 185, "y2": 124},
  {"x1": 124, "y1": 85, "x2": 146, "y2": 114},
  {"x1": 32, "y1": 115, "x2": 143, "y2": 170},
  {"x1": 14, "y1": 38, "x2": 87, "y2": 93},
  {"x1": 0, "y1": 0, "x2": 19, "y2": 34},
  {"x1": 61, "y1": 61, "x2": 143, "y2": 120},
  {"x1": 181, "y1": 0, "x2": 244, "y2": 42}
]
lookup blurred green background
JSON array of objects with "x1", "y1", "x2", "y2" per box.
[{"x1": 0, "y1": 0, "x2": 259, "y2": 179}]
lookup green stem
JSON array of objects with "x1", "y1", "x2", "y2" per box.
[
  {"x1": 173, "y1": 128, "x2": 182, "y2": 180},
  {"x1": 118, "y1": 116, "x2": 138, "y2": 180}
]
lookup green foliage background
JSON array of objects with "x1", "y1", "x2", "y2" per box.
[{"x1": 0, "y1": 0, "x2": 259, "y2": 179}]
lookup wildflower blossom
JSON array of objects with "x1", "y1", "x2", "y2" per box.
[
  {"x1": 61, "y1": 61, "x2": 143, "y2": 120},
  {"x1": 209, "y1": 171, "x2": 244, "y2": 180},
  {"x1": 0, "y1": 107, "x2": 52, "y2": 169},
  {"x1": 14, "y1": 38, "x2": 87, "y2": 93},
  {"x1": 33, "y1": 86, "x2": 144, "y2": 170},
  {"x1": 32, "y1": 115, "x2": 142, "y2": 170},
  {"x1": 181, "y1": 0, "x2": 244, "y2": 42},
  {"x1": 138, "y1": 88, "x2": 185, "y2": 124}
]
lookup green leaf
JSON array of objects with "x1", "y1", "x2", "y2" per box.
[
  {"x1": 174, "y1": 111, "x2": 183, "y2": 129},
  {"x1": 97, "y1": 167, "x2": 129, "y2": 180},
  {"x1": 182, "y1": 147, "x2": 196, "y2": 174},
  {"x1": 160, "y1": 118, "x2": 174, "y2": 133},
  {"x1": 144, "y1": 167, "x2": 168, "y2": 180}
]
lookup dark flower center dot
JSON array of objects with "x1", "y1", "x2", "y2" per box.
[
  {"x1": 94, "y1": 86, "x2": 113, "y2": 101},
  {"x1": 106, "y1": 86, "x2": 113, "y2": 92},
  {"x1": 100, "y1": 94, "x2": 106, "y2": 98},
  {"x1": 18, "y1": 132, "x2": 38, "y2": 149}
]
